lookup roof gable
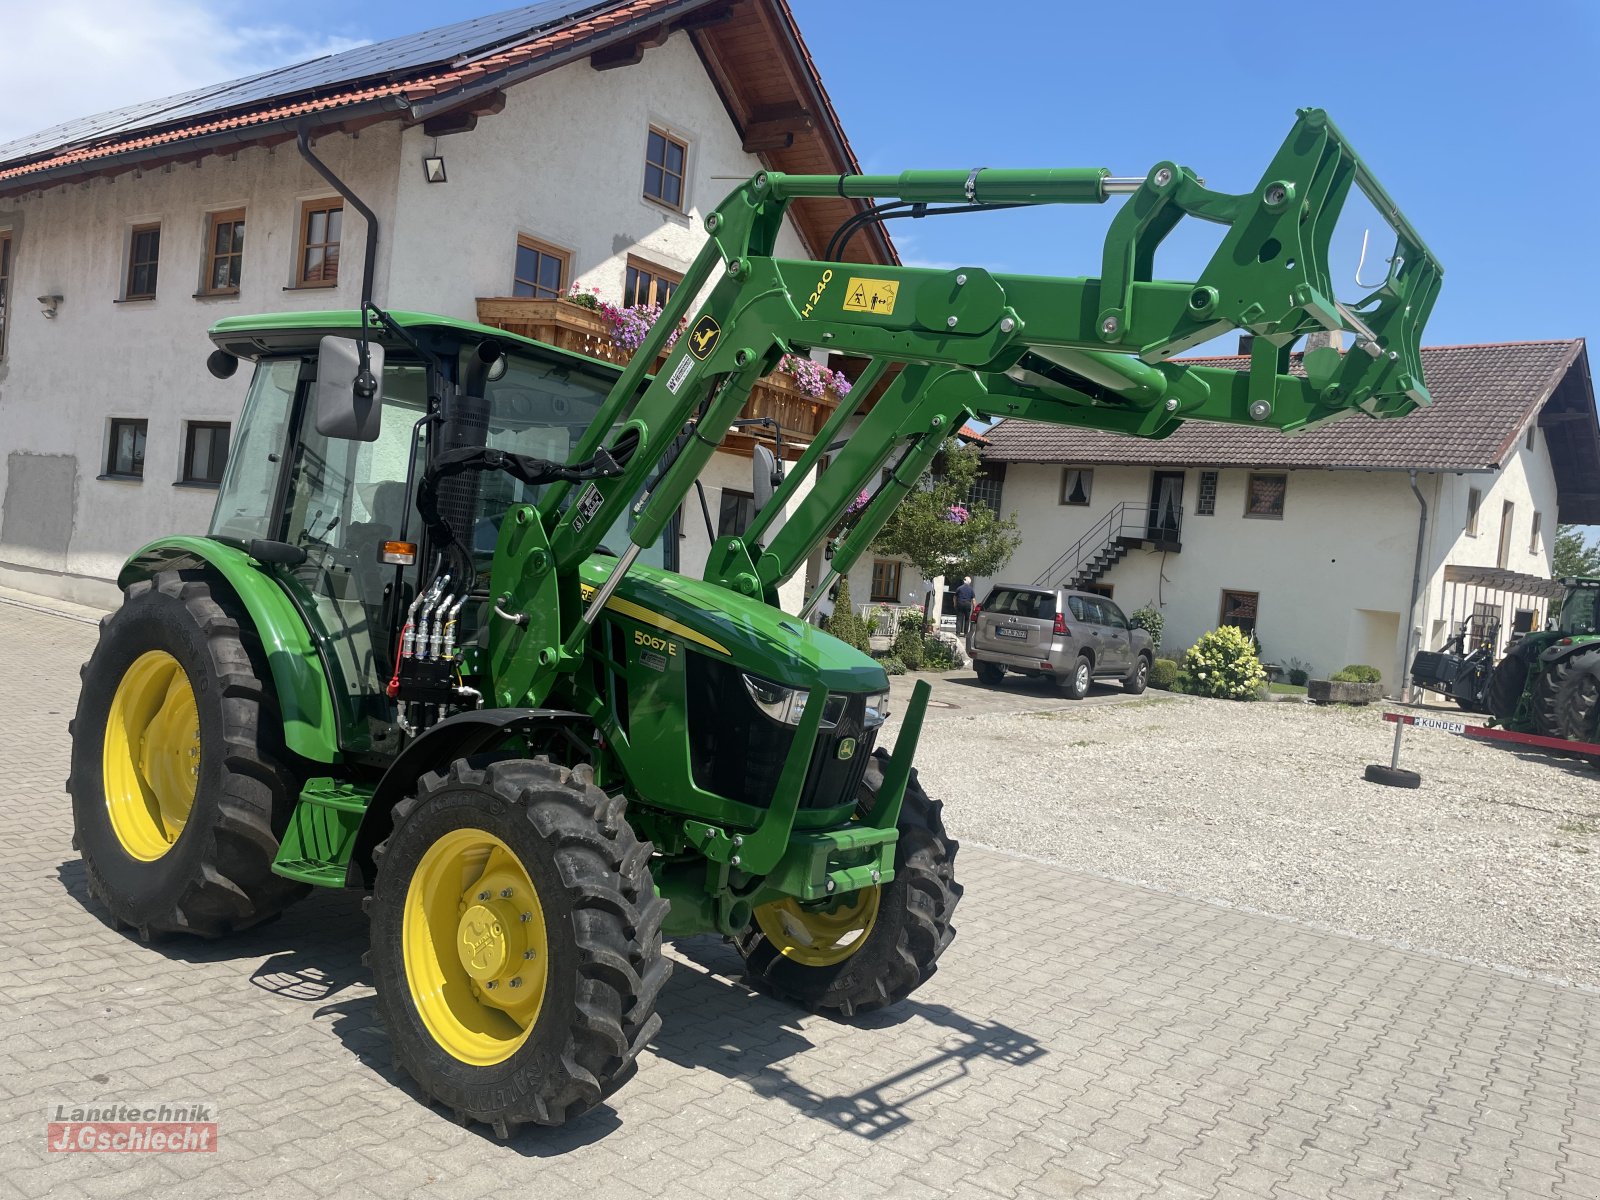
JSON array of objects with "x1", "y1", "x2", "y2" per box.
[{"x1": 982, "y1": 340, "x2": 1589, "y2": 473}]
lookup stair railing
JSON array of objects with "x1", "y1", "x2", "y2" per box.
[{"x1": 1032, "y1": 502, "x2": 1182, "y2": 588}]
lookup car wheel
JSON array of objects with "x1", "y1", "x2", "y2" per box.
[
  {"x1": 1060, "y1": 655, "x2": 1092, "y2": 700},
  {"x1": 975, "y1": 661, "x2": 1003, "y2": 685},
  {"x1": 1125, "y1": 654, "x2": 1150, "y2": 696}
]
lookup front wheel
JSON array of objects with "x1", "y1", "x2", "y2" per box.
[
  {"x1": 736, "y1": 750, "x2": 961, "y2": 1016},
  {"x1": 367, "y1": 758, "x2": 669, "y2": 1134},
  {"x1": 1124, "y1": 654, "x2": 1150, "y2": 695}
]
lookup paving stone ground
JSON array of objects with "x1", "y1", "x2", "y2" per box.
[{"x1": 1, "y1": 596, "x2": 1596, "y2": 1199}]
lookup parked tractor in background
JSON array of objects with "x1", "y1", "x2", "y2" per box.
[
  {"x1": 67, "y1": 111, "x2": 1441, "y2": 1134},
  {"x1": 1482, "y1": 577, "x2": 1600, "y2": 741}
]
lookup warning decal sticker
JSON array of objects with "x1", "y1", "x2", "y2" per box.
[{"x1": 841, "y1": 277, "x2": 900, "y2": 315}]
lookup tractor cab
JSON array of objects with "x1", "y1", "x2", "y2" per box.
[
  {"x1": 200, "y1": 311, "x2": 674, "y2": 753},
  {"x1": 1557, "y1": 579, "x2": 1600, "y2": 636}
]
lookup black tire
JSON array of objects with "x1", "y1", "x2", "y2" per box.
[
  {"x1": 1364, "y1": 763, "x2": 1422, "y2": 789},
  {"x1": 1486, "y1": 639, "x2": 1540, "y2": 724},
  {"x1": 1532, "y1": 649, "x2": 1600, "y2": 742},
  {"x1": 736, "y1": 749, "x2": 961, "y2": 1017},
  {"x1": 1124, "y1": 653, "x2": 1151, "y2": 696},
  {"x1": 1059, "y1": 654, "x2": 1093, "y2": 700},
  {"x1": 368, "y1": 758, "x2": 669, "y2": 1133},
  {"x1": 975, "y1": 660, "x2": 1004, "y2": 685},
  {"x1": 67, "y1": 571, "x2": 309, "y2": 939}
]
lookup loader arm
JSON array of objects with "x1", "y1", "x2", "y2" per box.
[{"x1": 491, "y1": 108, "x2": 1441, "y2": 701}]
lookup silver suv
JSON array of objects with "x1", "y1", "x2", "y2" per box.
[{"x1": 967, "y1": 585, "x2": 1154, "y2": 698}]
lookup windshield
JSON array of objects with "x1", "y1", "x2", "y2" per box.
[
  {"x1": 462, "y1": 346, "x2": 672, "y2": 570},
  {"x1": 1561, "y1": 587, "x2": 1599, "y2": 635}
]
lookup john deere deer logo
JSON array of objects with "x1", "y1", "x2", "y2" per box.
[{"x1": 688, "y1": 315, "x2": 721, "y2": 361}]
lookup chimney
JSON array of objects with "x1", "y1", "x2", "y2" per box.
[
  {"x1": 1302, "y1": 330, "x2": 1343, "y2": 354},
  {"x1": 1237, "y1": 333, "x2": 1255, "y2": 355}
]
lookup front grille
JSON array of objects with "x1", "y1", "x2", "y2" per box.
[{"x1": 684, "y1": 653, "x2": 876, "y2": 812}]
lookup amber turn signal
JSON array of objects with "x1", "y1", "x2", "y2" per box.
[{"x1": 379, "y1": 541, "x2": 417, "y2": 565}]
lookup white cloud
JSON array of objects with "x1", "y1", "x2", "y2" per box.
[{"x1": 0, "y1": 0, "x2": 366, "y2": 147}]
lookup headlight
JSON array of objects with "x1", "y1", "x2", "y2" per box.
[
  {"x1": 742, "y1": 674, "x2": 848, "y2": 727},
  {"x1": 863, "y1": 690, "x2": 891, "y2": 727}
]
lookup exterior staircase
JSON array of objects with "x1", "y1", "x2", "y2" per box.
[{"x1": 1033, "y1": 502, "x2": 1182, "y2": 591}]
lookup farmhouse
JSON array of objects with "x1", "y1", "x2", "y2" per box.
[
  {"x1": 0, "y1": 0, "x2": 891, "y2": 609},
  {"x1": 977, "y1": 340, "x2": 1600, "y2": 688}
]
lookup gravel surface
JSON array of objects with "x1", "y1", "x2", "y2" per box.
[{"x1": 887, "y1": 683, "x2": 1600, "y2": 991}]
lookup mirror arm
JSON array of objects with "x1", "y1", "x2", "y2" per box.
[{"x1": 297, "y1": 122, "x2": 385, "y2": 390}]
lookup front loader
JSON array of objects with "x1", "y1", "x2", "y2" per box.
[{"x1": 67, "y1": 109, "x2": 1441, "y2": 1133}]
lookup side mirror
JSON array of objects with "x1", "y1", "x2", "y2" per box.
[
  {"x1": 751, "y1": 443, "x2": 781, "y2": 510},
  {"x1": 315, "y1": 336, "x2": 384, "y2": 442}
]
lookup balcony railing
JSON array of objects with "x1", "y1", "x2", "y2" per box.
[{"x1": 475, "y1": 297, "x2": 843, "y2": 455}]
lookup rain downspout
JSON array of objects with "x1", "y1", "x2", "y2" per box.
[{"x1": 1402, "y1": 469, "x2": 1429, "y2": 700}]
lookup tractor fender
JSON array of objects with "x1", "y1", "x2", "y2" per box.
[
  {"x1": 346, "y1": 707, "x2": 594, "y2": 887},
  {"x1": 1537, "y1": 640, "x2": 1599, "y2": 667},
  {"x1": 118, "y1": 536, "x2": 341, "y2": 764}
]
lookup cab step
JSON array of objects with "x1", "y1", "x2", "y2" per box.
[{"x1": 271, "y1": 778, "x2": 375, "y2": 888}]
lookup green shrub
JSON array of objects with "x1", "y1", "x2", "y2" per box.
[
  {"x1": 823, "y1": 576, "x2": 869, "y2": 651},
  {"x1": 1128, "y1": 606, "x2": 1164, "y2": 651},
  {"x1": 1336, "y1": 664, "x2": 1383, "y2": 683},
  {"x1": 1148, "y1": 658, "x2": 1180, "y2": 690},
  {"x1": 1179, "y1": 626, "x2": 1268, "y2": 700},
  {"x1": 922, "y1": 635, "x2": 959, "y2": 670},
  {"x1": 878, "y1": 656, "x2": 907, "y2": 676},
  {"x1": 1288, "y1": 668, "x2": 1309, "y2": 687},
  {"x1": 891, "y1": 615, "x2": 927, "y2": 669}
]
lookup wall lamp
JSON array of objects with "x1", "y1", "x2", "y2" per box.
[
  {"x1": 422, "y1": 156, "x2": 447, "y2": 184},
  {"x1": 38, "y1": 294, "x2": 63, "y2": 319}
]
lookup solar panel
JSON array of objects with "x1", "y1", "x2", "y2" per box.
[{"x1": 0, "y1": 0, "x2": 612, "y2": 166}]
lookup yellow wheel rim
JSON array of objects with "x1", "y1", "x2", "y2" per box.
[
  {"x1": 754, "y1": 888, "x2": 881, "y2": 967},
  {"x1": 102, "y1": 650, "x2": 201, "y2": 861},
  {"x1": 402, "y1": 829, "x2": 549, "y2": 1066}
]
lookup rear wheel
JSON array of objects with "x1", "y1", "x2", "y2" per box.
[
  {"x1": 367, "y1": 758, "x2": 668, "y2": 1133},
  {"x1": 1531, "y1": 650, "x2": 1600, "y2": 742},
  {"x1": 68, "y1": 572, "x2": 308, "y2": 938},
  {"x1": 1059, "y1": 654, "x2": 1092, "y2": 700},
  {"x1": 1486, "y1": 640, "x2": 1540, "y2": 724},
  {"x1": 736, "y1": 750, "x2": 961, "y2": 1016},
  {"x1": 975, "y1": 660, "x2": 1004, "y2": 685}
]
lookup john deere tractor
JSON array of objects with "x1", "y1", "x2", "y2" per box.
[
  {"x1": 1484, "y1": 577, "x2": 1600, "y2": 741},
  {"x1": 67, "y1": 112, "x2": 1440, "y2": 1133}
]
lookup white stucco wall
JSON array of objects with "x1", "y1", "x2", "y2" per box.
[
  {"x1": 985, "y1": 421, "x2": 1566, "y2": 689},
  {"x1": 0, "y1": 129, "x2": 399, "y2": 604},
  {"x1": 385, "y1": 31, "x2": 809, "y2": 314},
  {"x1": 0, "y1": 30, "x2": 815, "y2": 608}
]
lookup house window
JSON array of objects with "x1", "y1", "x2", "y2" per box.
[
  {"x1": 624, "y1": 257, "x2": 681, "y2": 308},
  {"x1": 1530, "y1": 511, "x2": 1543, "y2": 556},
  {"x1": 1497, "y1": 501, "x2": 1515, "y2": 569},
  {"x1": 1245, "y1": 473, "x2": 1286, "y2": 519},
  {"x1": 1060, "y1": 468, "x2": 1093, "y2": 506},
  {"x1": 870, "y1": 560, "x2": 902, "y2": 603},
  {"x1": 0, "y1": 230, "x2": 11, "y2": 359},
  {"x1": 512, "y1": 236, "x2": 569, "y2": 299},
  {"x1": 643, "y1": 127, "x2": 687, "y2": 209},
  {"x1": 125, "y1": 224, "x2": 161, "y2": 300},
  {"x1": 202, "y1": 209, "x2": 245, "y2": 294},
  {"x1": 718, "y1": 487, "x2": 754, "y2": 539},
  {"x1": 296, "y1": 199, "x2": 343, "y2": 287},
  {"x1": 1220, "y1": 589, "x2": 1259, "y2": 635},
  {"x1": 967, "y1": 464, "x2": 1005, "y2": 513},
  {"x1": 181, "y1": 422, "x2": 230, "y2": 486},
  {"x1": 105, "y1": 418, "x2": 148, "y2": 479},
  {"x1": 1196, "y1": 470, "x2": 1218, "y2": 516},
  {"x1": 1466, "y1": 487, "x2": 1482, "y2": 536}
]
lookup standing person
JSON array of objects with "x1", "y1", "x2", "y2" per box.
[{"x1": 955, "y1": 577, "x2": 976, "y2": 635}]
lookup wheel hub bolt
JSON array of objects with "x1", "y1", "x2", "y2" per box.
[
  {"x1": 477, "y1": 891, "x2": 490, "y2": 901},
  {"x1": 484, "y1": 980, "x2": 497, "y2": 990},
  {"x1": 523, "y1": 949, "x2": 537, "y2": 960},
  {"x1": 520, "y1": 912, "x2": 532, "y2": 923},
  {"x1": 509, "y1": 978, "x2": 522, "y2": 988},
  {"x1": 500, "y1": 888, "x2": 514, "y2": 898}
]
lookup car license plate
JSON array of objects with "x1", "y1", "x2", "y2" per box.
[{"x1": 996, "y1": 627, "x2": 1027, "y2": 640}]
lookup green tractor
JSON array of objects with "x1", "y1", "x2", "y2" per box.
[
  {"x1": 67, "y1": 111, "x2": 1440, "y2": 1133},
  {"x1": 1485, "y1": 577, "x2": 1600, "y2": 741}
]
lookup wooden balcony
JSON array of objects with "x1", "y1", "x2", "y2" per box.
[{"x1": 476, "y1": 297, "x2": 842, "y2": 460}]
